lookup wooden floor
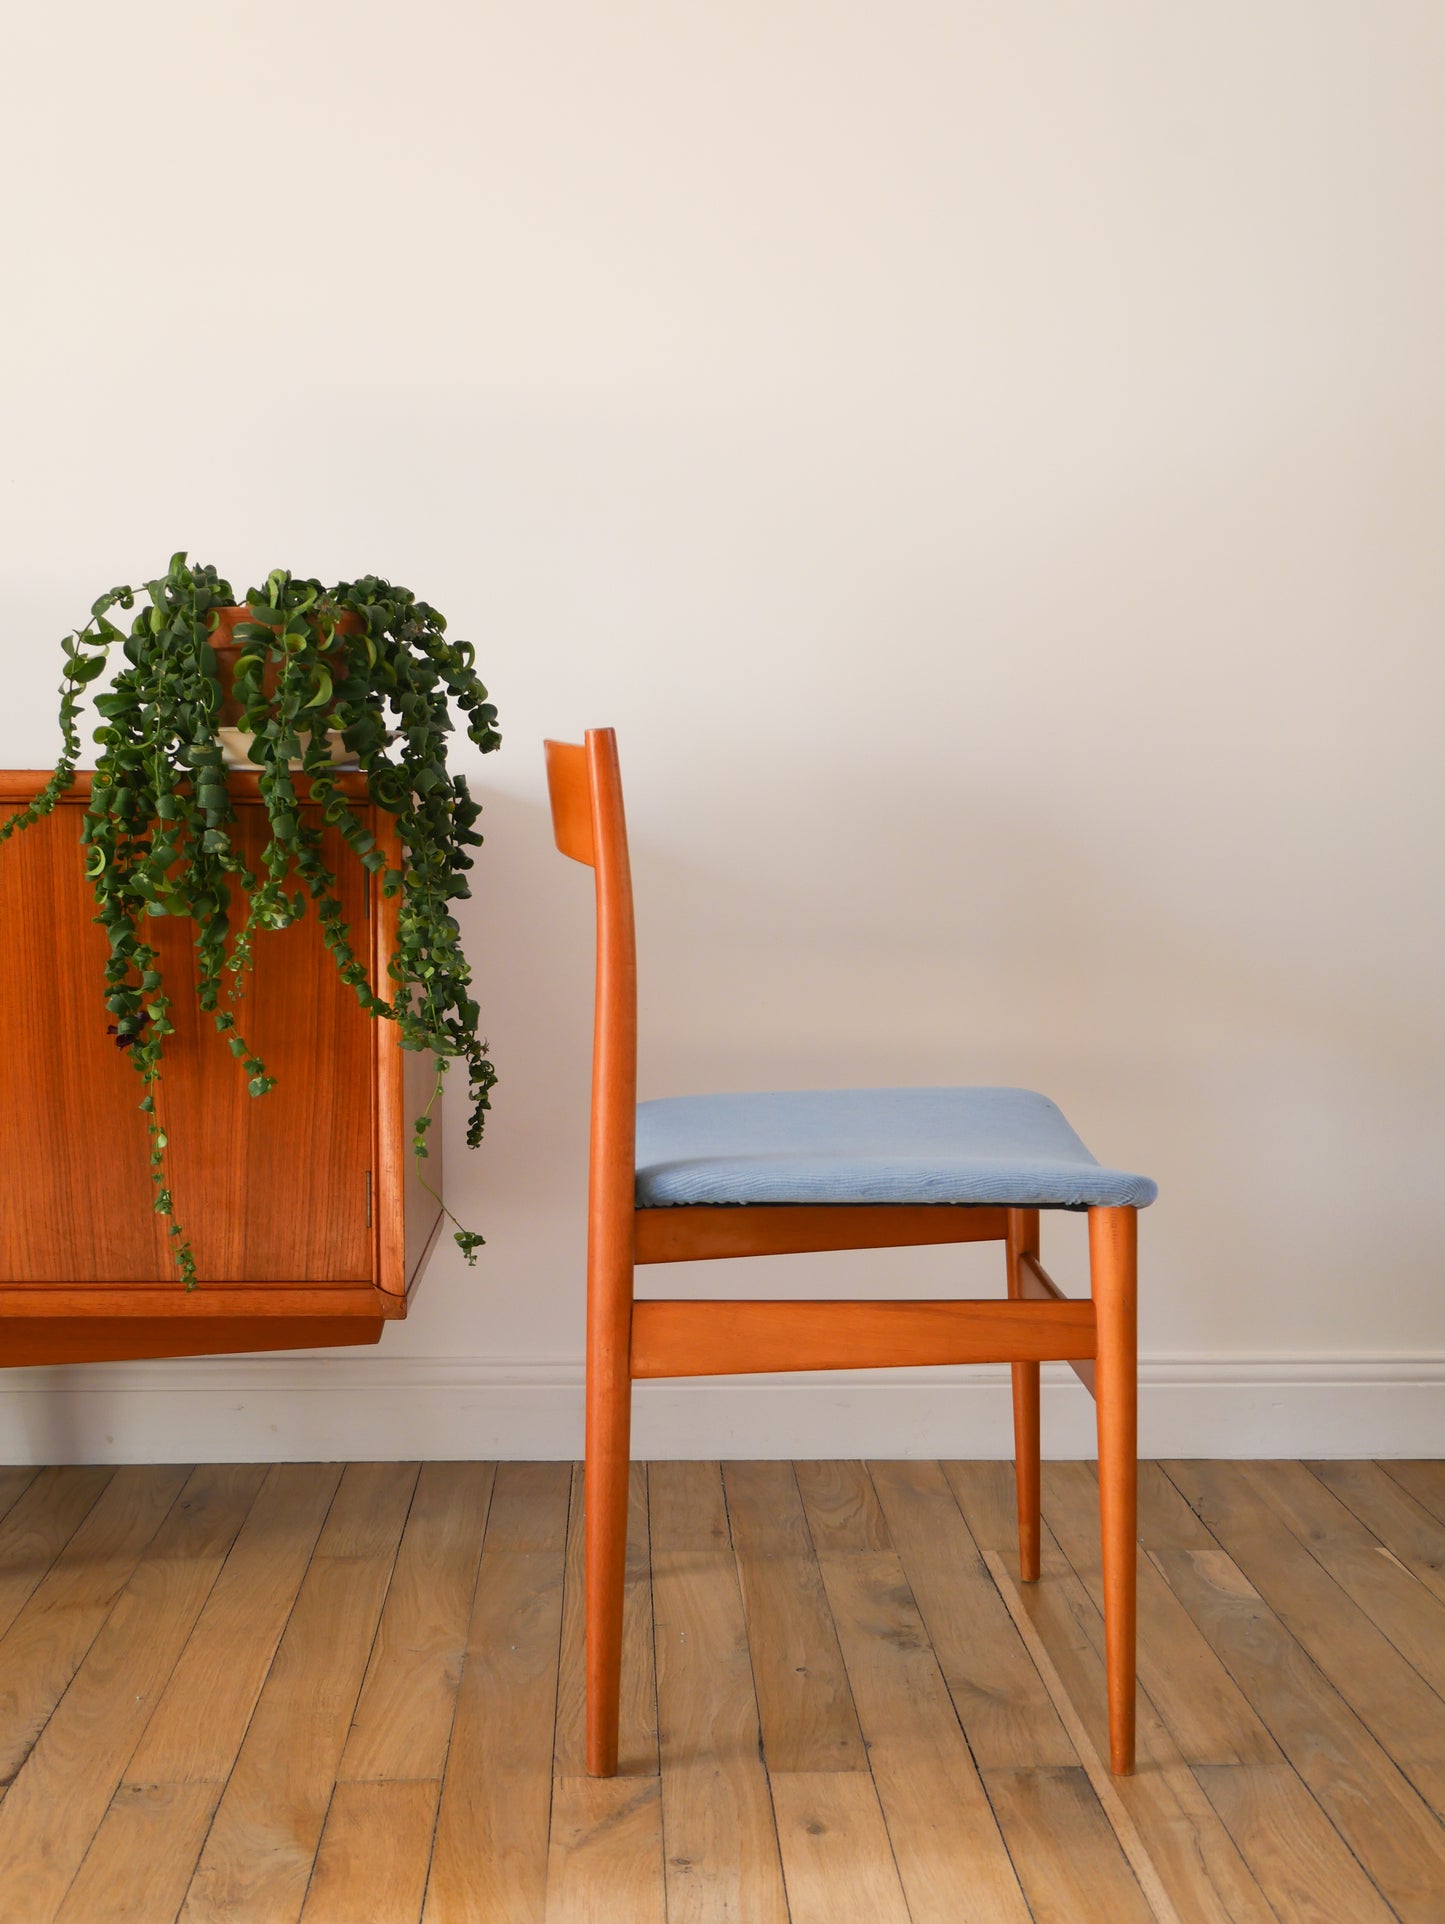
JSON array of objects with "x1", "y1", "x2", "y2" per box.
[{"x1": 0, "y1": 1459, "x2": 1443, "y2": 1922}]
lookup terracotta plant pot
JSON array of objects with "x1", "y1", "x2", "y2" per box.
[{"x1": 209, "y1": 605, "x2": 364, "y2": 769}]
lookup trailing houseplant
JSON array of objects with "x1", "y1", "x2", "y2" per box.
[{"x1": 1, "y1": 553, "x2": 501, "y2": 1283}]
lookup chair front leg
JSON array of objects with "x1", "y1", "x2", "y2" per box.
[
  {"x1": 585, "y1": 1238, "x2": 634, "y2": 1778},
  {"x1": 1090, "y1": 1204, "x2": 1138, "y2": 1775},
  {"x1": 1005, "y1": 1207, "x2": 1042, "y2": 1582}
]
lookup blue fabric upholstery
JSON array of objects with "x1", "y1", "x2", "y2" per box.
[{"x1": 634, "y1": 1086, "x2": 1156, "y2": 1211}]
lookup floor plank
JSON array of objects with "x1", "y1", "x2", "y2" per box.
[
  {"x1": 1141, "y1": 1460, "x2": 1445, "y2": 1923},
  {"x1": 982, "y1": 1766, "x2": 1157, "y2": 1924},
  {"x1": 339, "y1": 1461, "x2": 493, "y2": 1784},
  {"x1": 1308, "y1": 1458, "x2": 1445, "y2": 1610},
  {"x1": 650, "y1": 1460, "x2": 789, "y2": 1924},
  {"x1": 56, "y1": 1465, "x2": 344, "y2": 1924},
  {"x1": 56, "y1": 1782, "x2": 220, "y2": 1924},
  {"x1": 178, "y1": 1462, "x2": 420, "y2": 1924},
  {"x1": 0, "y1": 1464, "x2": 265, "y2": 1924},
  {"x1": 648, "y1": 1459, "x2": 730, "y2": 1550},
  {"x1": 1194, "y1": 1761, "x2": 1399, "y2": 1924},
  {"x1": 0, "y1": 1470, "x2": 38, "y2": 1533},
  {"x1": 0, "y1": 1466, "x2": 113, "y2": 1643},
  {"x1": 1246, "y1": 1459, "x2": 1445, "y2": 1701},
  {"x1": 722, "y1": 1460, "x2": 866, "y2": 1773},
  {"x1": 870, "y1": 1457, "x2": 1075, "y2": 1768},
  {"x1": 122, "y1": 1463, "x2": 344, "y2": 1789},
  {"x1": 792, "y1": 1460, "x2": 892, "y2": 1552},
  {"x1": 299, "y1": 1780, "x2": 438, "y2": 1924},
  {"x1": 770, "y1": 1770, "x2": 912, "y2": 1924},
  {"x1": 810, "y1": 1548, "x2": 1031, "y2": 1924},
  {"x1": 1384, "y1": 1461, "x2": 1445, "y2": 1528},
  {"x1": 423, "y1": 1462, "x2": 570, "y2": 1924},
  {"x1": 1168, "y1": 1459, "x2": 1445, "y2": 1811},
  {"x1": 0, "y1": 1464, "x2": 190, "y2": 1785},
  {"x1": 543, "y1": 1777, "x2": 666, "y2": 1924}
]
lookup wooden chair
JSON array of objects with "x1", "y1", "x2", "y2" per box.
[{"x1": 545, "y1": 727, "x2": 1155, "y2": 1777}]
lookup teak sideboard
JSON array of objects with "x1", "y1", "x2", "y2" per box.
[{"x1": 0, "y1": 772, "x2": 440, "y2": 1366}]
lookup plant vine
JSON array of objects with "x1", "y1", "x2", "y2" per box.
[{"x1": 1, "y1": 554, "x2": 501, "y2": 1283}]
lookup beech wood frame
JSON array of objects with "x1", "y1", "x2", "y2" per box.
[{"x1": 545, "y1": 728, "x2": 1138, "y2": 1777}]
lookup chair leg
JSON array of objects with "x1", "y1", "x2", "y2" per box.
[
  {"x1": 1005, "y1": 1208, "x2": 1042, "y2": 1582},
  {"x1": 585, "y1": 1249, "x2": 634, "y2": 1778},
  {"x1": 1090, "y1": 1204, "x2": 1138, "y2": 1775}
]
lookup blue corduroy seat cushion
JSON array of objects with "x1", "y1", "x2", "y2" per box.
[{"x1": 634, "y1": 1087, "x2": 1156, "y2": 1211}]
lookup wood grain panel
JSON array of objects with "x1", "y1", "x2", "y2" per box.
[
  {"x1": 1194, "y1": 1761, "x2": 1400, "y2": 1924},
  {"x1": 178, "y1": 1463, "x2": 418, "y2": 1924},
  {"x1": 0, "y1": 1466, "x2": 113, "y2": 1641},
  {"x1": 0, "y1": 1464, "x2": 189, "y2": 1783},
  {"x1": 870, "y1": 1458, "x2": 1075, "y2": 1768},
  {"x1": 981, "y1": 1767, "x2": 1157, "y2": 1924},
  {"x1": 722, "y1": 1460, "x2": 866, "y2": 1774},
  {"x1": 1384, "y1": 1460, "x2": 1445, "y2": 1526},
  {"x1": 770, "y1": 1771, "x2": 912, "y2": 1924},
  {"x1": 0, "y1": 1472, "x2": 36, "y2": 1531},
  {"x1": 57, "y1": 1467, "x2": 343, "y2": 1924},
  {"x1": 1140, "y1": 1462, "x2": 1445, "y2": 1924},
  {"x1": 300, "y1": 1780, "x2": 438, "y2": 1924},
  {"x1": 1243, "y1": 1458, "x2": 1445, "y2": 1692},
  {"x1": 791, "y1": 1460, "x2": 892, "y2": 1553},
  {"x1": 1309, "y1": 1457, "x2": 1445, "y2": 1608},
  {"x1": 123, "y1": 1464, "x2": 344, "y2": 1787},
  {"x1": 0, "y1": 1315, "x2": 384, "y2": 1367},
  {"x1": 54, "y1": 1781, "x2": 219, "y2": 1924},
  {"x1": 0, "y1": 793, "x2": 374, "y2": 1286},
  {"x1": 811, "y1": 1549, "x2": 1031, "y2": 1924},
  {"x1": 338, "y1": 1460, "x2": 492, "y2": 1785},
  {"x1": 632, "y1": 1296, "x2": 1096, "y2": 1377},
  {"x1": 646, "y1": 1460, "x2": 730, "y2": 1551},
  {"x1": 423, "y1": 1463, "x2": 569, "y2": 1924},
  {"x1": 0, "y1": 1464, "x2": 264, "y2": 1924},
  {"x1": 634, "y1": 1202, "x2": 1008, "y2": 1263},
  {"x1": 650, "y1": 1461, "x2": 789, "y2": 1924},
  {"x1": 1167, "y1": 1459, "x2": 1445, "y2": 1805},
  {"x1": 544, "y1": 1776, "x2": 666, "y2": 1924}
]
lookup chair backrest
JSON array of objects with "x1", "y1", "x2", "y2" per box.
[{"x1": 544, "y1": 730, "x2": 638, "y2": 1241}]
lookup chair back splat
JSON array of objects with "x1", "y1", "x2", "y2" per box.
[{"x1": 545, "y1": 729, "x2": 638, "y2": 1246}]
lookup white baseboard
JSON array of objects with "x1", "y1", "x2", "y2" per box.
[{"x1": 0, "y1": 1353, "x2": 1441, "y2": 1464}]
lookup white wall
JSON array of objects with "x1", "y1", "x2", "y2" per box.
[{"x1": 2, "y1": 2, "x2": 1442, "y2": 1460}]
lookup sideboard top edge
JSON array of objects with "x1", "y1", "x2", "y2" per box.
[{"x1": 0, "y1": 770, "x2": 374, "y2": 805}]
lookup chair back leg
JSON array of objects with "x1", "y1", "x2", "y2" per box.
[
  {"x1": 1090, "y1": 1204, "x2": 1138, "y2": 1774},
  {"x1": 585, "y1": 1239, "x2": 634, "y2": 1777},
  {"x1": 1005, "y1": 1208, "x2": 1043, "y2": 1582}
]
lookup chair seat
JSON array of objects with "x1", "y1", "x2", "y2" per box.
[{"x1": 634, "y1": 1086, "x2": 1157, "y2": 1210}]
